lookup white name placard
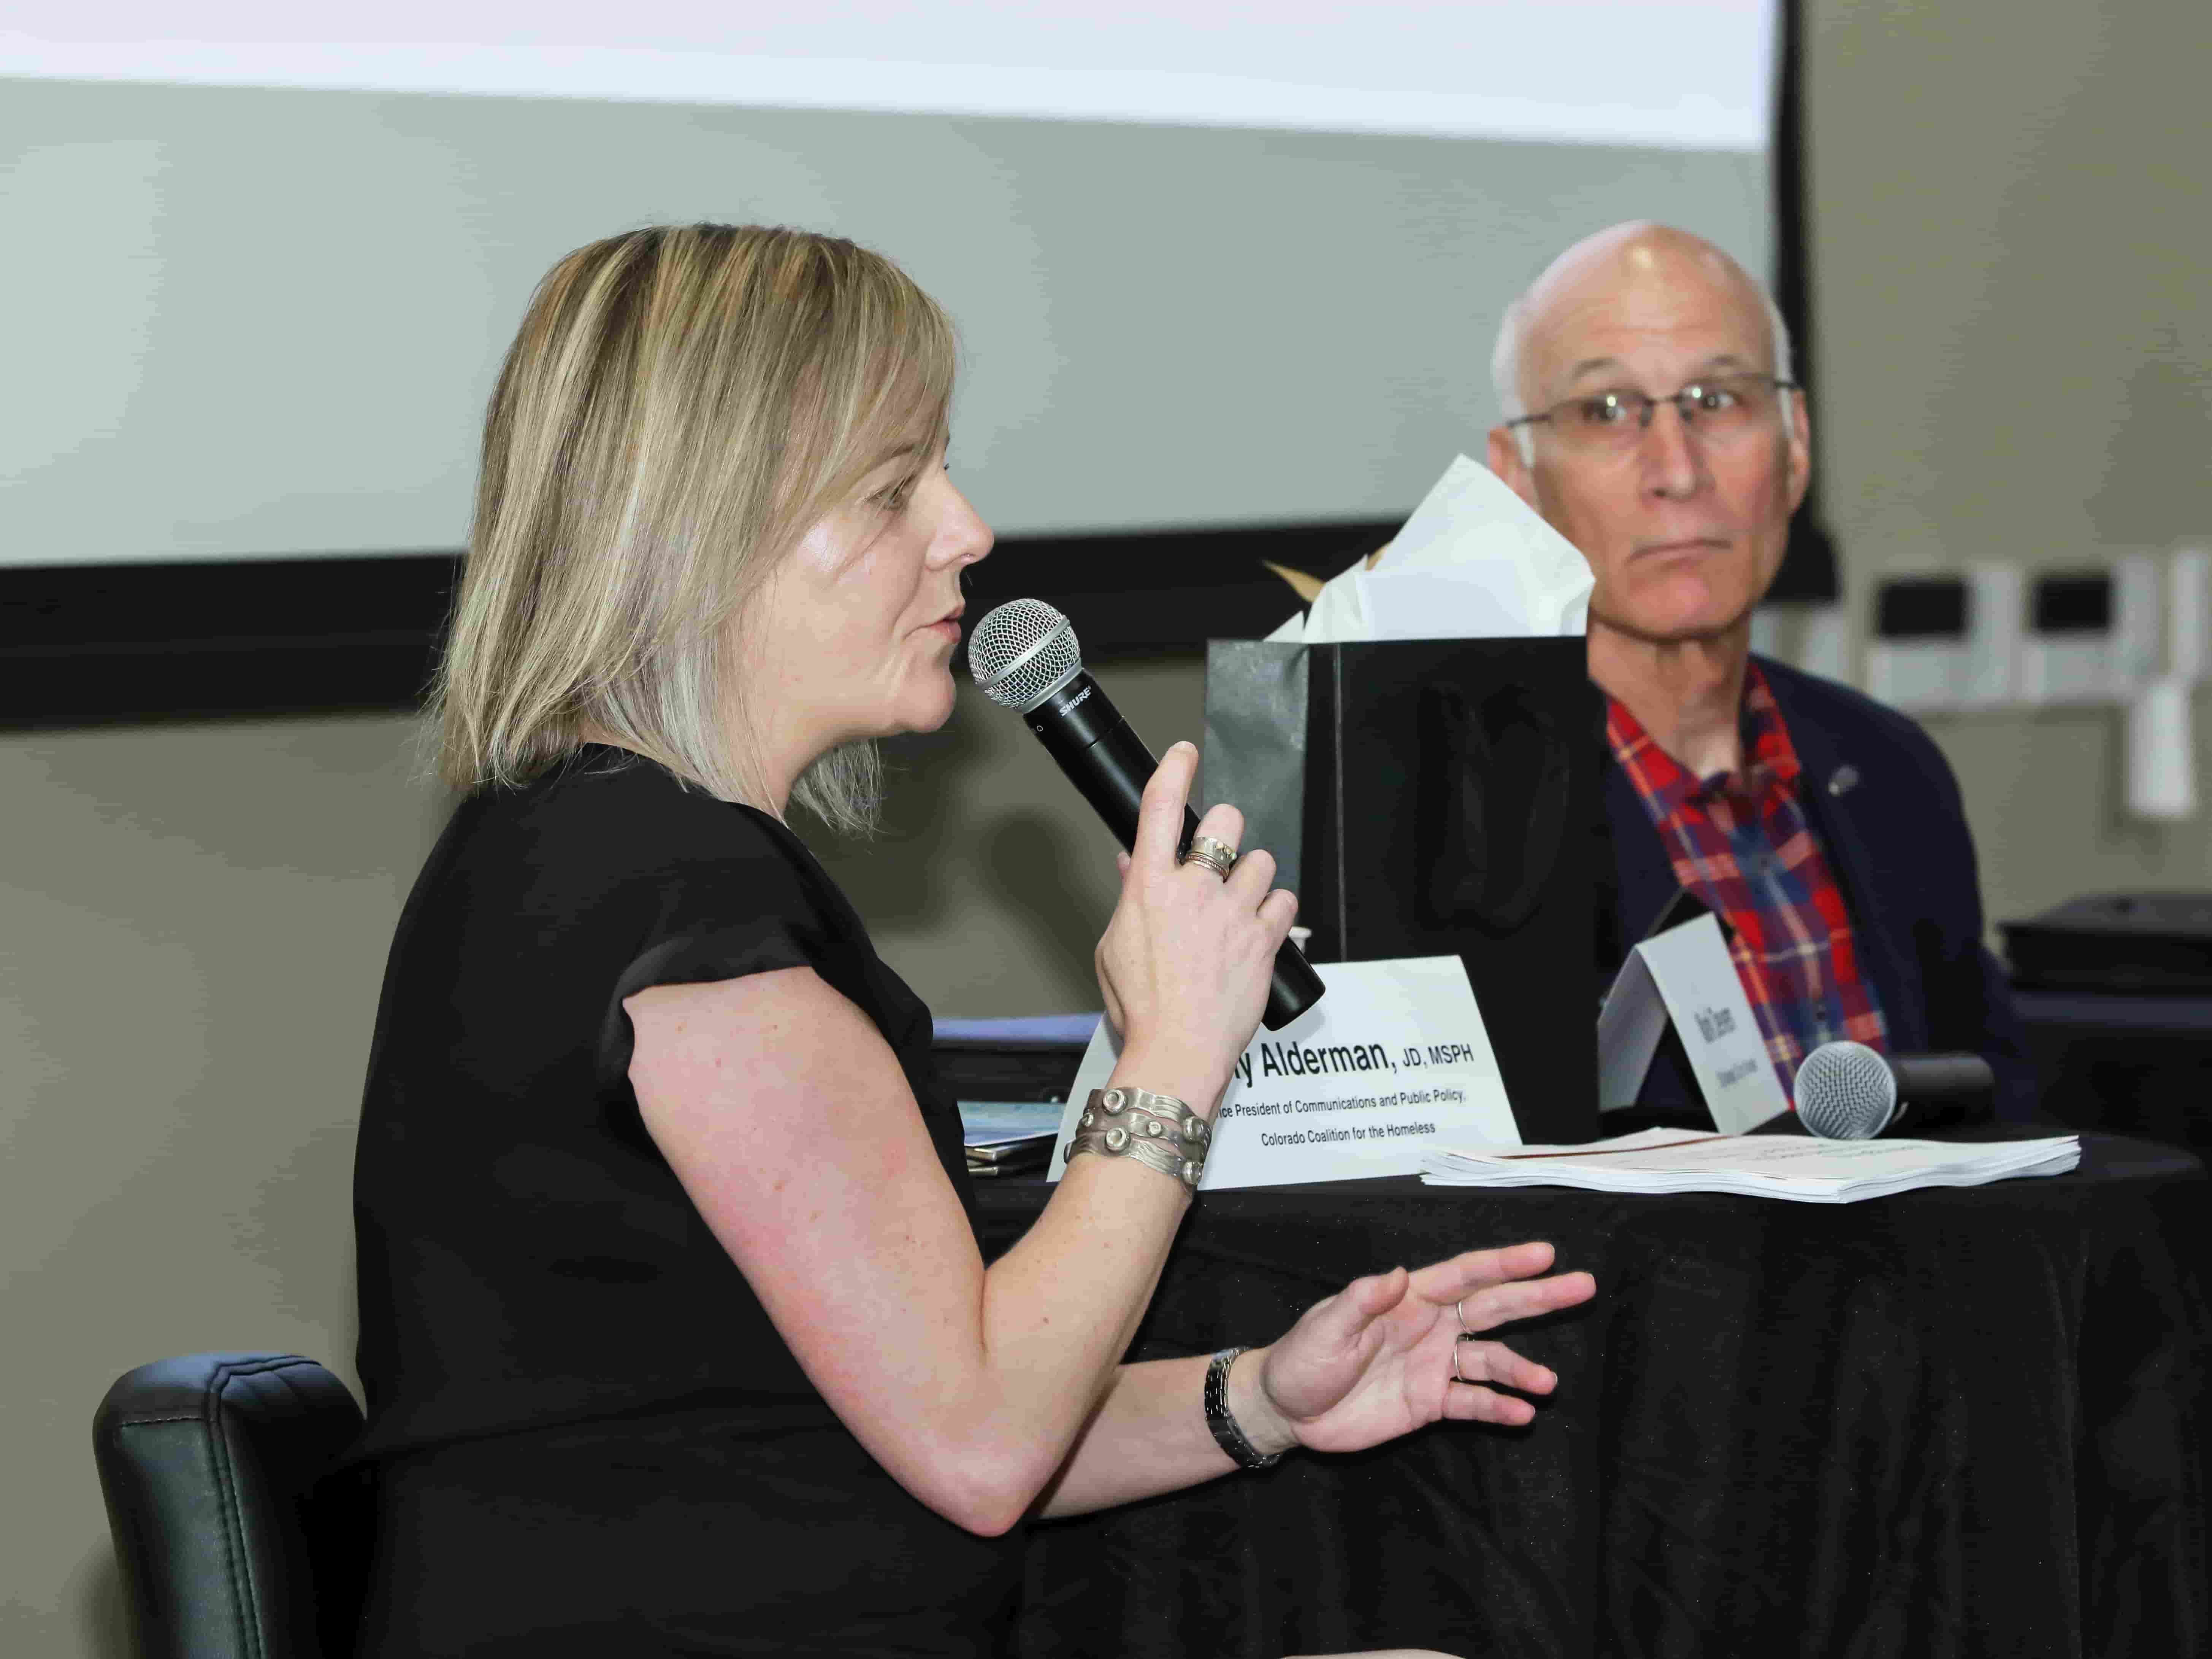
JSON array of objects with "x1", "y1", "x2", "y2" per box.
[
  {"x1": 1048, "y1": 956, "x2": 1519, "y2": 1190},
  {"x1": 1596, "y1": 912, "x2": 1786, "y2": 1133}
]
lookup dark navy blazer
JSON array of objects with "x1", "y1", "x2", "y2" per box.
[{"x1": 1601, "y1": 655, "x2": 2040, "y2": 1123}]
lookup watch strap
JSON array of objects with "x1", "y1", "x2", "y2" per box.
[{"x1": 1204, "y1": 1346, "x2": 1284, "y2": 1470}]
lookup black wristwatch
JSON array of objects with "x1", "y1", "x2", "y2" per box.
[{"x1": 1204, "y1": 1347, "x2": 1284, "y2": 1470}]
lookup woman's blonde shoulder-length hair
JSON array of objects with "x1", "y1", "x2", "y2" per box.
[{"x1": 426, "y1": 222, "x2": 956, "y2": 834}]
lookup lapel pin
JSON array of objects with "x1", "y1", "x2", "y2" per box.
[{"x1": 1828, "y1": 764, "x2": 1861, "y2": 798}]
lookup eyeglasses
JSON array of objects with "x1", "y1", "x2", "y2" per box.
[{"x1": 1505, "y1": 374, "x2": 1797, "y2": 455}]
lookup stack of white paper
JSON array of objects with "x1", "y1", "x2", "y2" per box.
[
  {"x1": 958, "y1": 1100, "x2": 1065, "y2": 1177},
  {"x1": 1420, "y1": 1128, "x2": 2081, "y2": 1203}
]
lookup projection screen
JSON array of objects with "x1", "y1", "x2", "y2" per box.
[{"x1": 2, "y1": 1, "x2": 1781, "y2": 717}]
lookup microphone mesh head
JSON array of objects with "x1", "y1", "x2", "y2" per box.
[
  {"x1": 1794, "y1": 1040, "x2": 1897, "y2": 1140},
  {"x1": 969, "y1": 599, "x2": 1082, "y2": 712}
]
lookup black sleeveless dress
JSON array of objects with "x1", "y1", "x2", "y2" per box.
[{"x1": 347, "y1": 744, "x2": 1022, "y2": 1657}]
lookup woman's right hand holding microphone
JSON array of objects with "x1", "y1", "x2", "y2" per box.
[
  {"x1": 1083, "y1": 741, "x2": 1595, "y2": 1480},
  {"x1": 1093, "y1": 742, "x2": 1297, "y2": 1118}
]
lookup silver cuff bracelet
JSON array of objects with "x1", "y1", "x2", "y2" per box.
[{"x1": 1066, "y1": 1086, "x2": 1211, "y2": 1191}]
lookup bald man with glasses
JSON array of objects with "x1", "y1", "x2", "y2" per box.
[{"x1": 1484, "y1": 221, "x2": 2036, "y2": 1123}]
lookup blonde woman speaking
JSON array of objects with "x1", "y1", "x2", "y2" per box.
[{"x1": 347, "y1": 223, "x2": 1594, "y2": 1659}]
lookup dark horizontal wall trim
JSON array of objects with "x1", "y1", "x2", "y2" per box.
[
  {"x1": 959, "y1": 518, "x2": 1391, "y2": 667},
  {"x1": 0, "y1": 519, "x2": 1394, "y2": 730}
]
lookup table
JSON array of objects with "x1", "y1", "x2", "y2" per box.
[{"x1": 975, "y1": 1132, "x2": 2210, "y2": 1659}]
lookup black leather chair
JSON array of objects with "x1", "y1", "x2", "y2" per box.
[{"x1": 92, "y1": 1352, "x2": 367, "y2": 1659}]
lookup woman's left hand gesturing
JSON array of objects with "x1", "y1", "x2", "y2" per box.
[{"x1": 1241, "y1": 1243, "x2": 1596, "y2": 1452}]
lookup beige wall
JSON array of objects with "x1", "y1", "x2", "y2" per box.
[
  {"x1": 1805, "y1": 0, "x2": 2212, "y2": 912},
  {"x1": 1, "y1": 717, "x2": 447, "y2": 1653},
  {"x1": 8, "y1": 0, "x2": 2210, "y2": 1652}
]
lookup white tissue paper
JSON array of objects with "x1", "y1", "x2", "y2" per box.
[{"x1": 1267, "y1": 455, "x2": 1594, "y2": 645}]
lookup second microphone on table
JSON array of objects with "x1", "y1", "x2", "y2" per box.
[
  {"x1": 967, "y1": 598, "x2": 1326, "y2": 1031},
  {"x1": 1795, "y1": 1040, "x2": 1996, "y2": 1139}
]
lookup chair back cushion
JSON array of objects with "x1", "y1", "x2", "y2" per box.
[{"x1": 92, "y1": 1353, "x2": 365, "y2": 1659}]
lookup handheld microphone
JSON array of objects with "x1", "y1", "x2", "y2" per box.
[
  {"x1": 967, "y1": 598, "x2": 1324, "y2": 1031},
  {"x1": 1794, "y1": 1041, "x2": 1996, "y2": 1139}
]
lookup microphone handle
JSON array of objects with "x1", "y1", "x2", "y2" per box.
[
  {"x1": 1027, "y1": 673, "x2": 1324, "y2": 1031},
  {"x1": 1889, "y1": 1053, "x2": 1996, "y2": 1102},
  {"x1": 1885, "y1": 1053, "x2": 1997, "y2": 1134}
]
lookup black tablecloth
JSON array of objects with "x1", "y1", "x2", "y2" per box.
[{"x1": 975, "y1": 1133, "x2": 2210, "y2": 1659}]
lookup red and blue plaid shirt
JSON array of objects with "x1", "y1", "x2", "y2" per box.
[{"x1": 1607, "y1": 663, "x2": 1888, "y2": 1103}]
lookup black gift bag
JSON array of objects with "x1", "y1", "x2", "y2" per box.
[{"x1": 1204, "y1": 638, "x2": 1608, "y2": 1146}]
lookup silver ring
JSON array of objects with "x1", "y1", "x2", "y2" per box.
[
  {"x1": 1452, "y1": 1341, "x2": 1473, "y2": 1385},
  {"x1": 1456, "y1": 1297, "x2": 1472, "y2": 1336},
  {"x1": 1180, "y1": 834, "x2": 1238, "y2": 880}
]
